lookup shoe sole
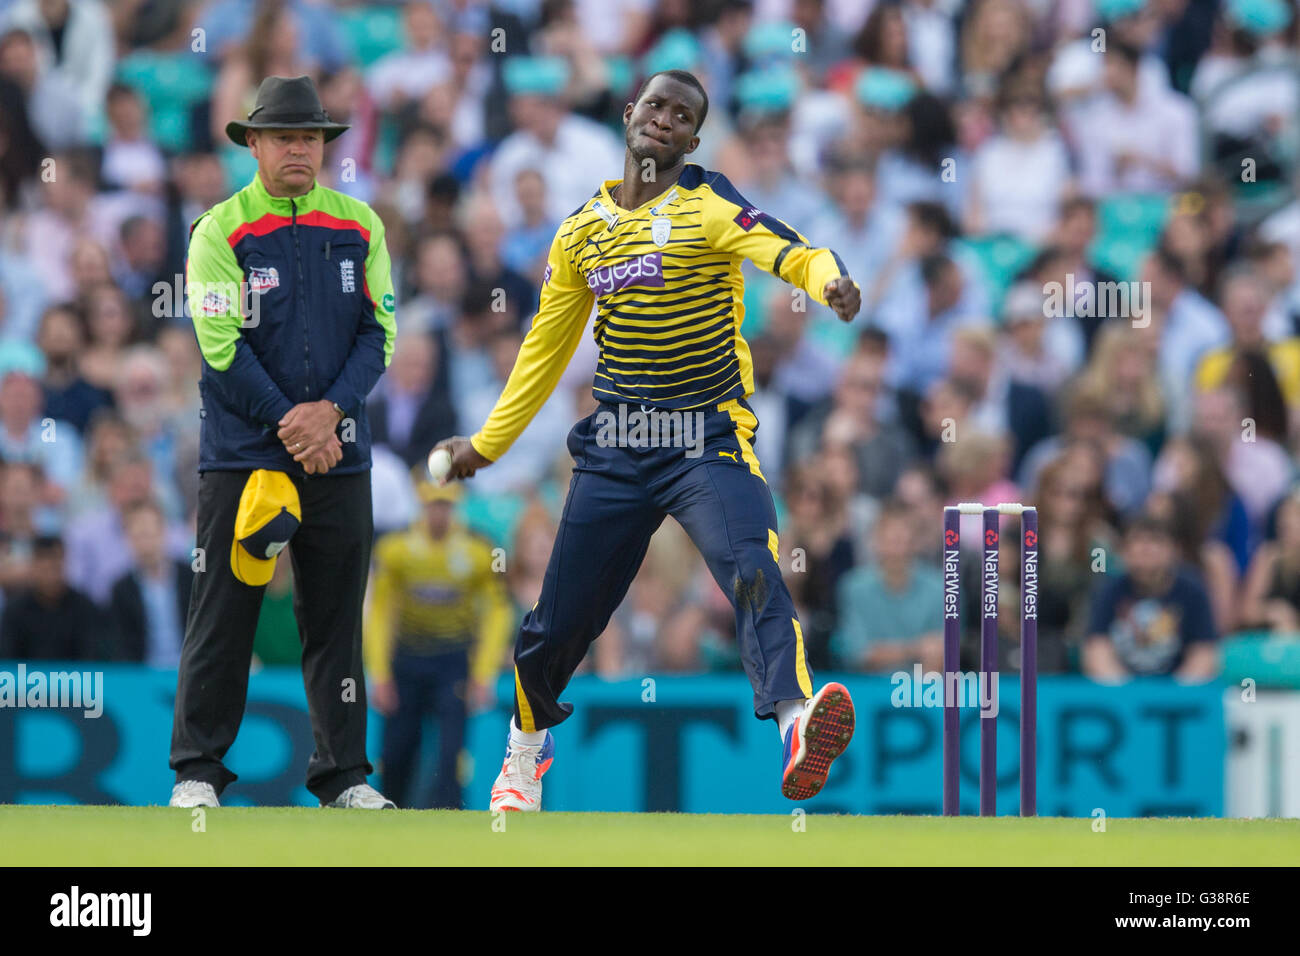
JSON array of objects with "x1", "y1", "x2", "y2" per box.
[
  {"x1": 490, "y1": 795, "x2": 539, "y2": 813},
  {"x1": 782, "y1": 683, "x2": 855, "y2": 800}
]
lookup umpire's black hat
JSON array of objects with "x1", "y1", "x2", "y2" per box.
[{"x1": 225, "y1": 75, "x2": 350, "y2": 147}]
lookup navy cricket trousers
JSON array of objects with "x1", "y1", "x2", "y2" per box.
[
  {"x1": 380, "y1": 645, "x2": 469, "y2": 809},
  {"x1": 512, "y1": 397, "x2": 814, "y2": 732}
]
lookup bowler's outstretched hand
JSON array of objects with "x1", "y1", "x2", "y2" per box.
[
  {"x1": 434, "y1": 436, "x2": 494, "y2": 481},
  {"x1": 823, "y1": 277, "x2": 861, "y2": 323}
]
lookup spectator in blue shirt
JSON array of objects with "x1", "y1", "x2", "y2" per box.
[
  {"x1": 1084, "y1": 514, "x2": 1220, "y2": 681},
  {"x1": 833, "y1": 505, "x2": 944, "y2": 672}
]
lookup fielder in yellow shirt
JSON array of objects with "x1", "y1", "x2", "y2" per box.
[{"x1": 365, "y1": 475, "x2": 511, "y2": 808}]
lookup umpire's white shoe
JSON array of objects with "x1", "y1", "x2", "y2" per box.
[
  {"x1": 169, "y1": 780, "x2": 219, "y2": 807},
  {"x1": 323, "y1": 784, "x2": 397, "y2": 809},
  {"x1": 489, "y1": 730, "x2": 554, "y2": 812}
]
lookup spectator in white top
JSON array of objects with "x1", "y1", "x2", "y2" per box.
[
  {"x1": 1074, "y1": 41, "x2": 1200, "y2": 196},
  {"x1": 570, "y1": 0, "x2": 653, "y2": 55},
  {"x1": 720, "y1": 75, "x2": 827, "y2": 229},
  {"x1": 402, "y1": 232, "x2": 467, "y2": 335},
  {"x1": 488, "y1": 56, "x2": 623, "y2": 229},
  {"x1": 1047, "y1": 0, "x2": 1172, "y2": 109},
  {"x1": 1192, "y1": 384, "x2": 1294, "y2": 530},
  {"x1": 23, "y1": 151, "x2": 119, "y2": 304},
  {"x1": 1191, "y1": 0, "x2": 1297, "y2": 143},
  {"x1": 1256, "y1": 168, "x2": 1300, "y2": 327},
  {"x1": 101, "y1": 83, "x2": 166, "y2": 195},
  {"x1": 999, "y1": 280, "x2": 1085, "y2": 392},
  {"x1": 807, "y1": 155, "x2": 905, "y2": 303},
  {"x1": 366, "y1": 0, "x2": 450, "y2": 112},
  {"x1": 967, "y1": 86, "x2": 1072, "y2": 242},
  {"x1": 1138, "y1": 245, "x2": 1230, "y2": 430},
  {"x1": 426, "y1": 24, "x2": 491, "y2": 152},
  {"x1": 0, "y1": 340, "x2": 82, "y2": 499},
  {"x1": 0, "y1": 26, "x2": 82, "y2": 149},
  {"x1": 2, "y1": 0, "x2": 112, "y2": 140},
  {"x1": 764, "y1": 282, "x2": 842, "y2": 414},
  {"x1": 901, "y1": 0, "x2": 960, "y2": 97},
  {"x1": 462, "y1": 328, "x2": 574, "y2": 495}
]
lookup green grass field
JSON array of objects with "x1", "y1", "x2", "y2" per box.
[{"x1": 2, "y1": 805, "x2": 1298, "y2": 865}]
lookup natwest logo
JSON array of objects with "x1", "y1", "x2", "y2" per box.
[
  {"x1": 584, "y1": 252, "x2": 664, "y2": 297},
  {"x1": 733, "y1": 206, "x2": 763, "y2": 231}
]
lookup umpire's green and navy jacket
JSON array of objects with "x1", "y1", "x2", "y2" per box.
[{"x1": 185, "y1": 173, "x2": 397, "y2": 475}]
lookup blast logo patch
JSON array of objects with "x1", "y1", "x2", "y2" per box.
[
  {"x1": 248, "y1": 266, "x2": 280, "y2": 292},
  {"x1": 201, "y1": 290, "x2": 231, "y2": 315}
]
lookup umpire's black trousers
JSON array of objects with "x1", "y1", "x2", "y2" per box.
[{"x1": 170, "y1": 468, "x2": 375, "y2": 803}]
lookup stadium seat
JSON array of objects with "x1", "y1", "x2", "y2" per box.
[
  {"x1": 219, "y1": 144, "x2": 260, "y2": 193},
  {"x1": 605, "y1": 56, "x2": 635, "y2": 99},
  {"x1": 1089, "y1": 234, "x2": 1152, "y2": 282},
  {"x1": 1077, "y1": 194, "x2": 1171, "y2": 281},
  {"x1": 1096, "y1": 193, "x2": 1171, "y2": 245},
  {"x1": 807, "y1": 315, "x2": 856, "y2": 357},
  {"x1": 461, "y1": 490, "x2": 528, "y2": 547},
  {"x1": 115, "y1": 51, "x2": 214, "y2": 154},
  {"x1": 339, "y1": 5, "x2": 405, "y2": 66},
  {"x1": 1221, "y1": 632, "x2": 1300, "y2": 689},
  {"x1": 954, "y1": 234, "x2": 1036, "y2": 313}
]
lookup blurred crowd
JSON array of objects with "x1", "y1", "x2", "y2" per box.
[{"x1": 1, "y1": 0, "x2": 1299, "y2": 685}]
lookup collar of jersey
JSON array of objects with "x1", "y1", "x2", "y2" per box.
[
  {"x1": 248, "y1": 171, "x2": 322, "y2": 213},
  {"x1": 599, "y1": 178, "x2": 679, "y2": 215}
]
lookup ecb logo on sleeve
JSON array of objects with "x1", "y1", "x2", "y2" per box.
[
  {"x1": 340, "y1": 259, "x2": 355, "y2": 293},
  {"x1": 651, "y1": 217, "x2": 671, "y2": 248}
]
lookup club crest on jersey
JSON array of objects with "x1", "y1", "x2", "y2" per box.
[
  {"x1": 733, "y1": 206, "x2": 763, "y2": 231},
  {"x1": 651, "y1": 217, "x2": 672, "y2": 248},
  {"x1": 585, "y1": 252, "x2": 664, "y2": 296},
  {"x1": 248, "y1": 266, "x2": 280, "y2": 292}
]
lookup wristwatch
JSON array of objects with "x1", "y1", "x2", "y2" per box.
[{"x1": 332, "y1": 402, "x2": 346, "y2": 422}]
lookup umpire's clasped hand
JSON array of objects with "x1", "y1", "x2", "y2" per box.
[{"x1": 278, "y1": 400, "x2": 346, "y2": 474}]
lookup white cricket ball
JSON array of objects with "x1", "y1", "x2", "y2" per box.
[{"x1": 427, "y1": 447, "x2": 452, "y2": 483}]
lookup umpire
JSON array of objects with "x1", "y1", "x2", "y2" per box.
[{"x1": 169, "y1": 76, "x2": 398, "y2": 809}]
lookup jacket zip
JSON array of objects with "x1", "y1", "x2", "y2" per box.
[{"x1": 291, "y1": 197, "x2": 312, "y2": 402}]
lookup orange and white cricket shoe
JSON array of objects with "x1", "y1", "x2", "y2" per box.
[
  {"x1": 781, "y1": 683, "x2": 855, "y2": 800},
  {"x1": 489, "y1": 730, "x2": 555, "y2": 812}
]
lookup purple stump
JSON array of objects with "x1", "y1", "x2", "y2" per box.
[
  {"x1": 980, "y1": 508, "x2": 999, "y2": 817},
  {"x1": 942, "y1": 507, "x2": 961, "y2": 815},
  {"x1": 1021, "y1": 507, "x2": 1039, "y2": 817}
]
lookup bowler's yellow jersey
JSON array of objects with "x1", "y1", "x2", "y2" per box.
[{"x1": 470, "y1": 164, "x2": 851, "y2": 461}]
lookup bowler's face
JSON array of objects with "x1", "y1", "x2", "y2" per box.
[
  {"x1": 249, "y1": 128, "x2": 324, "y2": 196},
  {"x1": 623, "y1": 75, "x2": 702, "y2": 170}
]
